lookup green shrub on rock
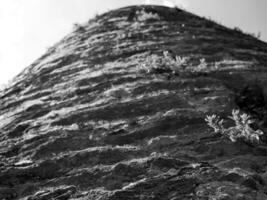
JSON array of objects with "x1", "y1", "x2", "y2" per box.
[{"x1": 205, "y1": 109, "x2": 263, "y2": 144}]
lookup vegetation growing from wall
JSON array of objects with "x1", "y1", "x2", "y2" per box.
[{"x1": 205, "y1": 109, "x2": 263, "y2": 144}]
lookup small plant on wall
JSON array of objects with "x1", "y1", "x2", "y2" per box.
[{"x1": 205, "y1": 109, "x2": 263, "y2": 144}]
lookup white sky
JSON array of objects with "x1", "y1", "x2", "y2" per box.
[{"x1": 0, "y1": 0, "x2": 266, "y2": 86}]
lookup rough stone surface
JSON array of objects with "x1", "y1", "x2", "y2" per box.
[{"x1": 1, "y1": 5, "x2": 267, "y2": 200}]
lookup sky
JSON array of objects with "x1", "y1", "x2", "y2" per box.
[{"x1": 0, "y1": 0, "x2": 266, "y2": 86}]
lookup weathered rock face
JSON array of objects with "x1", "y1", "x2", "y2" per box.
[{"x1": 1, "y1": 5, "x2": 267, "y2": 200}]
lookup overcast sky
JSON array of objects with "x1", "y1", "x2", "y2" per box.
[{"x1": 0, "y1": 0, "x2": 266, "y2": 86}]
